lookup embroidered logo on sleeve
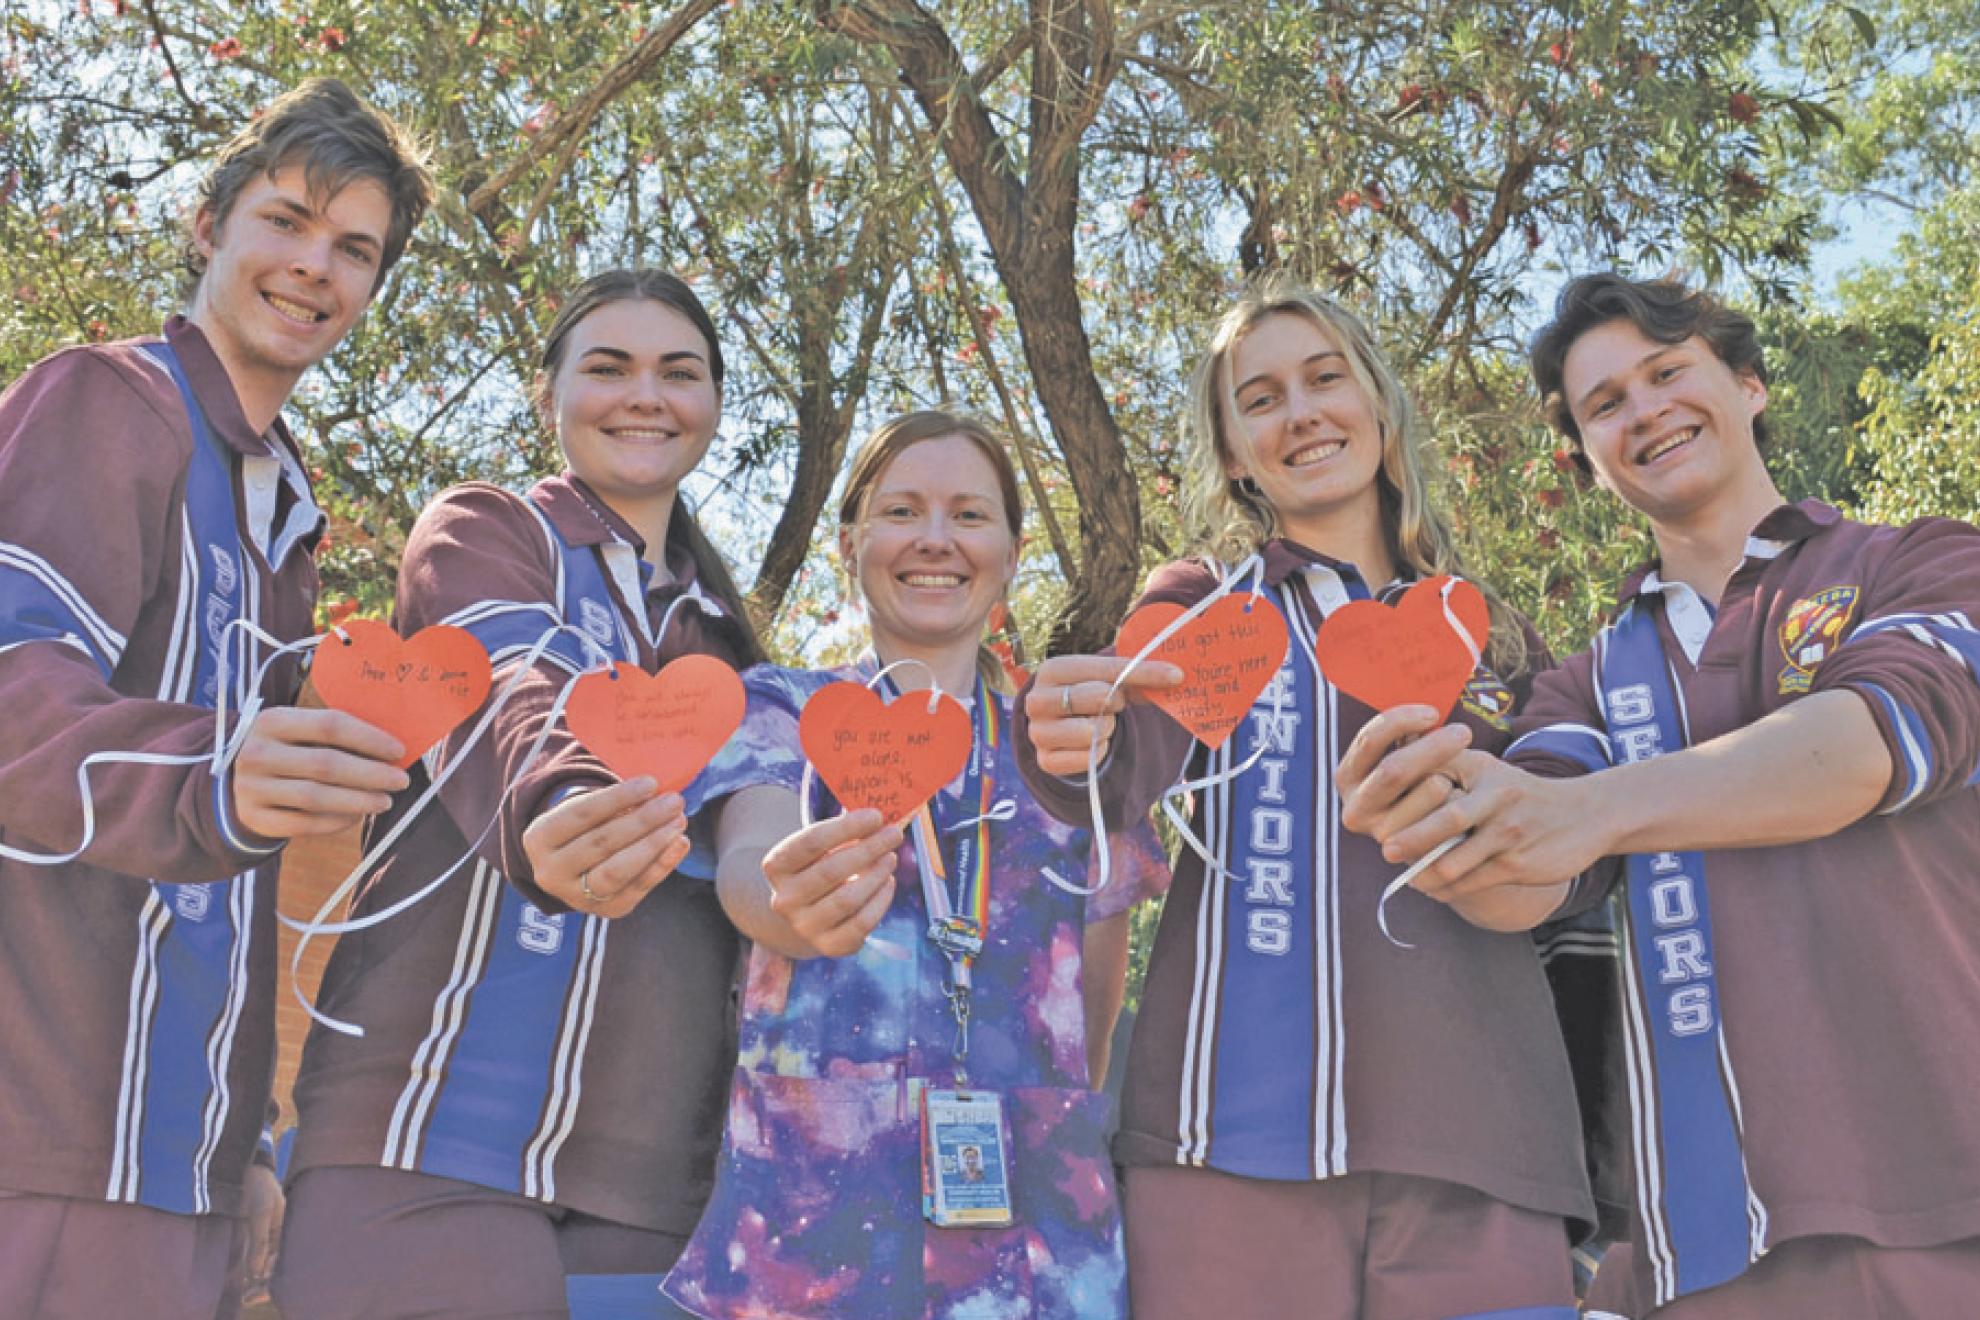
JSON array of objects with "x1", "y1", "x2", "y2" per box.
[
  {"x1": 1460, "y1": 670, "x2": 1516, "y2": 731},
  {"x1": 1777, "y1": 585, "x2": 1859, "y2": 694}
]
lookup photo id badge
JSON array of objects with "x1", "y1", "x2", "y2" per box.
[{"x1": 921, "y1": 1087, "x2": 1015, "y2": 1227}]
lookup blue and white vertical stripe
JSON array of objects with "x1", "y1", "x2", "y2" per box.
[
  {"x1": 1597, "y1": 606, "x2": 1767, "y2": 1307},
  {"x1": 1175, "y1": 574, "x2": 1354, "y2": 1180},
  {"x1": 101, "y1": 343, "x2": 262, "y2": 1214},
  {"x1": 380, "y1": 493, "x2": 639, "y2": 1201}
]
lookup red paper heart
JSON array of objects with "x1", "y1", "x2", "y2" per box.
[
  {"x1": 566, "y1": 656, "x2": 745, "y2": 795},
  {"x1": 312, "y1": 620, "x2": 493, "y2": 769},
  {"x1": 1115, "y1": 594, "x2": 1289, "y2": 748},
  {"x1": 798, "y1": 682, "x2": 972, "y2": 823},
  {"x1": 1312, "y1": 576, "x2": 1490, "y2": 719}
]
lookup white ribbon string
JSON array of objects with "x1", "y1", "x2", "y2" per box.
[
  {"x1": 1376, "y1": 834, "x2": 1464, "y2": 949},
  {"x1": 1041, "y1": 555, "x2": 1277, "y2": 898},
  {"x1": 0, "y1": 617, "x2": 305, "y2": 866},
  {"x1": 279, "y1": 585, "x2": 736, "y2": 1029},
  {"x1": 1440, "y1": 575, "x2": 1485, "y2": 668},
  {"x1": 944, "y1": 799, "x2": 1018, "y2": 831},
  {"x1": 796, "y1": 656, "x2": 947, "y2": 832},
  {"x1": 280, "y1": 618, "x2": 616, "y2": 1036},
  {"x1": 795, "y1": 657, "x2": 965, "y2": 964},
  {"x1": 1375, "y1": 575, "x2": 1482, "y2": 947},
  {"x1": 283, "y1": 585, "x2": 733, "y2": 1035}
]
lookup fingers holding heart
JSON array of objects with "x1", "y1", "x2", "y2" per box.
[
  {"x1": 523, "y1": 778, "x2": 690, "y2": 917},
  {"x1": 762, "y1": 807, "x2": 904, "y2": 957}
]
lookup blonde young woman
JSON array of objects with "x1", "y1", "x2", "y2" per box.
[{"x1": 1019, "y1": 282, "x2": 1593, "y2": 1320}]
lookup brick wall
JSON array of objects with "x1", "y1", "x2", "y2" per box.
[{"x1": 270, "y1": 825, "x2": 361, "y2": 1131}]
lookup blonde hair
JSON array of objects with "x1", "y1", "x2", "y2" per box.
[{"x1": 1180, "y1": 279, "x2": 1527, "y2": 675}]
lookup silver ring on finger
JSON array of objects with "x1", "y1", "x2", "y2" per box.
[
  {"x1": 579, "y1": 869, "x2": 603, "y2": 906},
  {"x1": 1060, "y1": 684, "x2": 1075, "y2": 716}
]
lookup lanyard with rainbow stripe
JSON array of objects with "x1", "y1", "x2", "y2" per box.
[{"x1": 898, "y1": 672, "x2": 997, "y2": 1074}]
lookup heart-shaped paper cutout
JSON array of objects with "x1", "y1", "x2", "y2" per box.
[
  {"x1": 1312, "y1": 575, "x2": 1490, "y2": 719},
  {"x1": 1115, "y1": 594, "x2": 1290, "y2": 748},
  {"x1": 566, "y1": 656, "x2": 745, "y2": 795},
  {"x1": 312, "y1": 619, "x2": 493, "y2": 769},
  {"x1": 798, "y1": 681, "x2": 972, "y2": 823}
]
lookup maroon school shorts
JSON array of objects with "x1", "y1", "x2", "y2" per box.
[
  {"x1": 1123, "y1": 1163, "x2": 1576, "y2": 1320},
  {"x1": 0, "y1": 1190, "x2": 245, "y2": 1320}
]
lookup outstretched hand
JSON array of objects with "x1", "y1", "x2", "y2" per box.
[
  {"x1": 1335, "y1": 704, "x2": 1474, "y2": 849},
  {"x1": 1337, "y1": 704, "x2": 1583, "y2": 930},
  {"x1": 1024, "y1": 654, "x2": 1182, "y2": 777},
  {"x1": 230, "y1": 707, "x2": 408, "y2": 841},
  {"x1": 760, "y1": 807, "x2": 905, "y2": 958},
  {"x1": 523, "y1": 777, "x2": 690, "y2": 918}
]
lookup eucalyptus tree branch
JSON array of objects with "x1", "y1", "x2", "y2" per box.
[
  {"x1": 464, "y1": 0, "x2": 723, "y2": 224},
  {"x1": 911, "y1": 114, "x2": 1077, "y2": 579}
]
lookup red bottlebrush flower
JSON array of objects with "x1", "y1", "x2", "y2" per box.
[
  {"x1": 1551, "y1": 448, "x2": 1577, "y2": 473},
  {"x1": 1397, "y1": 84, "x2": 1424, "y2": 111},
  {"x1": 1450, "y1": 194, "x2": 1473, "y2": 226},
  {"x1": 1524, "y1": 219, "x2": 1543, "y2": 251},
  {"x1": 1335, "y1": 190, "x2": 1364, "y2": 213},
  {"x1": 209, "y1": 36, "x2": 243, "y2": 60},
  {"x1": 1537, "y1": 487, "x2": 1566, "y2": 509},
  {"x1": 1548, "y1": 42, "x2": 1568, "y2": 65},
  {"x1": 1727, "y1": 92, "x2": 1758, "y2": 124},
  {"x1": 1127, "y1": 194, "x2": 1151, "y2": 221},
  {"x1": 1536, "y1": 528, "x2": 1561, "y2": 549},
  {"x1": 320, "y1": 26, "x2": 345, "y2": 51},
  {"x1": 1727, "y1": 167, "x2": 1767, "y2": 202},
  {"x1": 325, "y1": 598, "x2": 361, "y2": 628},
  {"x1": 87, "y1": 320, "x2": 109, "y2": 342}
]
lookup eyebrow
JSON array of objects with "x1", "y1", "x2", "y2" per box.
[
  {"x1": 1233, "y1": 349, "x2": 1346, "y2": 398},
  {"x1": 1573, "y1": 344, "x2": 1681, "y2": 416},
  {"x1": 575, "y1": 347, "x2": 707, "y2": 365},
  {"x1": 271, "y1": 194, "x2": 384, "y2": 256}
]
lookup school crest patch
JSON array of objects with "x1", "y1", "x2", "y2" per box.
[
  {"x1": 1460, "y1": 670, "x2": 1516, "y2": 732},
  {"x1": 1778, "y1": 585, "x2": 1859, "y2": 694}
]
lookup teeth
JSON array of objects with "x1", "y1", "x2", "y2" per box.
[
  {"x1": 265, "y1": 294, "x2": 323, "y2": 323},
  {"x1": 904, "y1": 574, "x2": 963, "y2": 587},
  {"x1": 1642, "y1": 428, "x2": 1698, "y2": 462},
  {"x1": 1287, "y1": 440, "x2": 1344, "y2": 468}
]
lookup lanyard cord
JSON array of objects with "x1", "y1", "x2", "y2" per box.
[{"x1": 889, "y1": 670, "x2": 998, "y2": 1077}]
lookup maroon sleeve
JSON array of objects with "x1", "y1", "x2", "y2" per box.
[
  {"x1": 1809, "y1": 518, "x2": 1980, "y2": 813},
  {"x1": 391, "y1": 484, "x2": 619, "y2": 908},
  {"x1": 1012, "y1": 558, "x2": 1217, "y2": 830},
  {"x1": 0, "y1": 344, "x2": 274, "y2": 882}
]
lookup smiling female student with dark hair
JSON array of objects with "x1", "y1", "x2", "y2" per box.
[{"x1": 276, "y1": 269, "x2": 761, "y2": 1320}]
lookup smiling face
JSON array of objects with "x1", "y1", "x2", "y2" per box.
[
  {"x1": 840, "y1": 434, "x2": 1019, "y2": 678},
  {"x1": 1219, "y1": 311, "x2": 1388, "y2": 555},
  {"x1": 544, "y1": 297, "x2": 721, "y2": 532},
  {"x1": 1561, "y1": 318, "x2": 1771, "y2": 529},
  {"x1": 187, "y1": 165, "x2": 391, "y2": 429}
]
